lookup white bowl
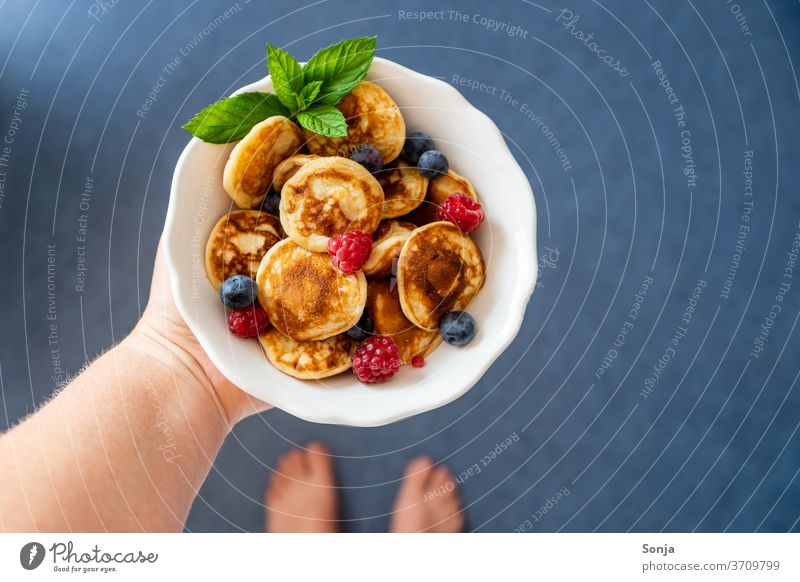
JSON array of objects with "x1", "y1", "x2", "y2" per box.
[{"x1": 164, "y1": 57, "x2": 537, "y2": 427}]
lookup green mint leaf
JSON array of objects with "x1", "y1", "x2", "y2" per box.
[
  {"x1": 296, "y1": 105, "x2": 347, "y2": 137},
  {"x1": 297, "y1": 80, "x2": 323, "y2": 109},
  {"x1": 182, "y1": 92, "x2": 289, "y2": 144},
  {"x1": 303, "y1": 36, "x2": 376, "y2": 106},
  {"x1": 267, "y1": 44, "x2": 304, "y2": 110}
]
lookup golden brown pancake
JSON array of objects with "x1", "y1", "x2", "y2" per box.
[
  {"x1": 362, "y1": 220, "x2": 415, "y2": 278},
  {"x1": 366, "y1": 279, "x2": 441, "y2": 364},
  {"x1": 303, "y1": 82, "x2": 405, "y2": 164},
  {"x1": 256, "y1": 238, "x2": 367, "y2": 341},
  {"x1": 258, "y1": 328, "x2": 356, "y2": 380},
  {"x1": 272, "y1": 154, "x2": 320, "y2": 192},
  {"x1": 406, "y1": 169, "x2": 478, "y2": 226},
  {"x1": 377, "y1": 160, "x2": 428, "y2": 219},
  {"x1": 397, "y1": 221, "x2": 485, "y2": 331},
  {"x1": 204, "y1": 210, "x2": 282, "y2": 289},
  {"x1": 258, "y1": 211, "x2": 284, "y2": 238},
  {"x1": 223, "y1": 116, "x2": 304, "y2": 209},
  {"x1": 280, "y1": 156, "x2": 384, "y2": 252}
]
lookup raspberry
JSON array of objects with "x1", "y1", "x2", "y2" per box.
[
  {"x1": 411, "y1": 355, "x2": 425, "y2": 368},
  {"x1": 436, "y1": 194, "x2": 484, "y2": 233},
  {"x1": 352, "y1": 335, "x2": 401, "y2": 384},
  {"x1": 327, "y1": 231, "x2": 373, "y2": 274},
  {"x1": 227, "y1": 304, "x2": 270, "y2": 338}
]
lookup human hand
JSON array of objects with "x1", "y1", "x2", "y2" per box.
[{"x1": 127, "y1": 240, "x2": 271, "y2": 425}]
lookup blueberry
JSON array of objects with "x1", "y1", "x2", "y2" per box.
[
  {"x1": 220, "y1": 275, "x2": 257, "y2": 308},
  {"x1": 439, "y1": 311, "x2": 476, "y2": 346},
  {"x1": 262, "y1": 187, "x2": 281, "y2": 216},
  {"x1": 350, "y1": 144, "x2": 384, "y2": 174},
  {"x1": 346, "y1": 311, "x2": 374, "y2": 340},
  {"x1": 417, "y1": 150, "x2": 449, "y2": 180},
  {"x1": 402, "y1": 131, "x2": 435, "y2": 164}
]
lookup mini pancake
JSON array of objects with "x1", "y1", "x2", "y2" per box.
[
  {"x1": 223, "y1": 116, "x2": 304, "y2": 209},
  {"x1": 397, "y1": 221, "x2": 485, "y2": 331},
  {"x1": 366, "y1": 279, "x2": 441, "y2": 364},
  {"x1": 406, "y1": 169, "x2": 478, "y2": 226},
  {"x1": 205, "y1": 210, "x2": 282, "y2": 290},
  {"x1": 258, "y1": 328, "x2": 356, "y2": 380},
  {"x1": 256, "y1": 238, "x2": 367, "y2": 341},
  {"x1": 280, "y1": 156, "x2": 384, "y2": 252},
  {"x1": 377, "y1": 160, "x2": 428, "y2": 219},
  {"x1": 272, "y1": 154, "x2": 320, "y2": 192},
  {"x1": 257, "y1": 211, "x2": 284, "y2": 237},
  {"x1": 362, "y1": 220, "x2": 415, "y2": 278},
  {"x1": 303, "y1": 82, "x2": 405, "y2": 164}
]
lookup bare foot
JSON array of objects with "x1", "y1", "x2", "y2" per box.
[
  {"x1": 265, "y1": 442, "x2": 338, "y2": 532},
  {"x1": 389, "y1": 456, "x2": 464, "y2": 532}
]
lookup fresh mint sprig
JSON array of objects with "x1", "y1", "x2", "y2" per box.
[
  {"x1": 302, "y1": 36, "x2": 377, "y2": 106},
  {"x1": 297, "y1": 80, "x2": 322, "y2": 108},
  {"x1": 266, "y1": 44, "x2": 304, "y2": 111},
  {"x1": 296, "y1": 105, "x2": 347, "y2": 137},
  {"x1": 182, "y1": 36, "x2": 376, "y2": 142},
  {"x1": 181, "y1": 92, "x2": 289, "y2": 144}
]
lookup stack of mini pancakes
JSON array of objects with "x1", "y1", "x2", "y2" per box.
[{"x1": 205, "y1": 81, "x2": 485, "y2": 381}]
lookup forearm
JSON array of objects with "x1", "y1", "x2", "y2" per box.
[{"x1": 0, "y1": 329, "x2": 232, "y2": 532}]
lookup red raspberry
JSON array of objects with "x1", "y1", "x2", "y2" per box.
[
  {"x1": 352, "y1": 335, "x2": 401, "y2": 384},
  {"x1": 227, "y1": 304, "x2": 270, "y2": 338},
  {"x1": 436, "y1": 193, "x2": 484, "y2": 233},
  {"x1": 411, "y1": 355, "x2": 425, "y2": 368},
  {"x1": 327, "y1": 231, "x2": 373, "y2": 274}
]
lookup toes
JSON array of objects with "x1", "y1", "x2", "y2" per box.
[
  {"x1": 442, "y1": 509, "x2": 465, "y2": 533},
  {"x1": 429, "y1": 492, "x2": 464, "y2": 533},
  {"x1": 430, "y1": 466, "x2": 455, "y2": 491},
  {"x1": 265, "y1": 470, "x2": 285, "y2": 503},
  {"x1": 265, "y1": 484, "x2": 279, "y2": 505},
  {"x1": 305, "y1": 441, "x2": 334, "y2": 481},
  {"x1": 422, "y1": 466, "x2": 463, "y2": 533},
  {"x1": 267, "y1": 450, "x2": 300, "y2": 501},
  {"x1": 403, "y1": 456, "x2": 435, "y2": 488},
  {"x1": 278, "y1": 448, "x2": 306, "y2": 477},
  {"x1": 306, "y1": 441, "x2": 329, "y2": 455},
  {"x1": 441, "y1": 491, "x2": 462, "y2": 516}
]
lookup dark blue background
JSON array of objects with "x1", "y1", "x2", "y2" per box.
[{"x1": 1, "y1": 0, "x2": 799, "y2": 532}]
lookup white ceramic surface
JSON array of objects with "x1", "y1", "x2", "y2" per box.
[{"x1": 164, "y1": 58, "x2": 537, "y2": 427}]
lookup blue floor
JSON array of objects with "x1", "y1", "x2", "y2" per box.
[{"x1": 1, "y1": 0, "x2": 799, "y2": 532}]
